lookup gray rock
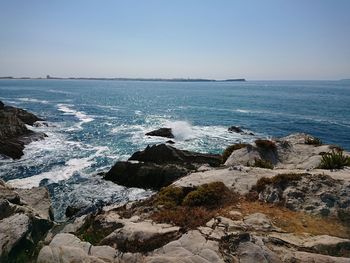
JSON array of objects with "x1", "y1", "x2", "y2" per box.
[
  {"x1": 0, "y1": 101, "x2": 45, "y2": 159},
  {"x1": 0, "y1": 213, "x2": 30, "y2": 257}
]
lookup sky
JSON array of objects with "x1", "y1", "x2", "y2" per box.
[{"x1": 0, "y1": 0, "x2": 349, "y2": 80}]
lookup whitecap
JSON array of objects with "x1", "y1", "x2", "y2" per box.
[
  {"x1": 48, "y1": 89, "x2": 74, "y2": 95},
  {"x1": 7, "y1": 157, "x2": 93, "y2": 189},
  {"x1": 57, "y1": 104, "x2": 94, "y2": 129},
  {"x1": 165, "y1": 120, "x2": 195, "y2": 140},
  {"x1": 18, "y1": 98, "x2": 49, "y2": 104}
]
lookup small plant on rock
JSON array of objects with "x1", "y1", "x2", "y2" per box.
[
  {"x1": 248, "y1": 158, "x2": 273, "y2": 169},
  {"x1": 305, "y1": 136, "x2": 322, "y2": 146},
  {"x1": 222, "y1": 143, "x2": 248, "y2": 163},
  {"x1": 318, "y1": 150, "x2": 350, "y2": 169},
  {"x1": 182, "y1": 182, "x2": 234, "y2": 208},
  {"x1": 255, "y1": 139, "x2": 276, "y2": 151},
  {"x1": 155, "y1": 186, "x2": 187, "y2": 208}
]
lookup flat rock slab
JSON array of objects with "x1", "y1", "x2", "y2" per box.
[
  {"x1": 37, "y1": 233, "x2": 120, "y2": 263},
  {"x1": 146, "y1": 230, "x2": 224, "y2": 263}
]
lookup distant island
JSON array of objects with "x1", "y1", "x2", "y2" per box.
[{"x1": 0, "y1": 75, "x2": 246, "y2": 82}]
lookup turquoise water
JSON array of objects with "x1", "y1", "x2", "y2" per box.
[{"x1": 1, "y1": 79, "x2": 349, "y2": 219}]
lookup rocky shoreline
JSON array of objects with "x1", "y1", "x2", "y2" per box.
[
  {"x1": 0, "y1": 101, "x2": 45, "y2": 159},
  {"x1": 1, "y1": 126, "x2": 350, "y2": 262}
]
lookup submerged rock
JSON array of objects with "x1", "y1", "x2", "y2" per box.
[
  {"x1": 228, "y1": 125, "x2": 243, "y2": 133},
  {"x1": 146, "y1": 127, "x2": 174, "y2": 138}
]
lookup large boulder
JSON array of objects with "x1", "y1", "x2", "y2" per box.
[
  {"x1": 0, "y1": 101, "x2": 45, "y2": 159},
  {"x1": 224, "y1": 133, "x2": 339, "y2": 170},
  {"x1": 104, "y1": 161, "x2": 189, "y2": 189},
  {"x1": 105, "y1": 144, "x2": 222, "y2": 189},
  {"x1": 3, "y1": 104, "x2": 43, "y2": 125},
  {"x1": 37, "y1": 233, "x2": 120, "y2": 263},
  {"x1": 146, "y1": 128, "x2": 174, "y2": 138},
  {"x1": 0, "y1": 180, "x2": 53, "y2": 262},
  {"x1": 129, "y1": 144, "x2": 222, "y2": 167}
]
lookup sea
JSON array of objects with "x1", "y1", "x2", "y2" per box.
[{"x1": 1, "y1": 79, "x2": 349, "y2": 220}]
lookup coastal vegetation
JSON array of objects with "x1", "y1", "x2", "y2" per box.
[
  {"x1": 305, "y1": 136, "x2": 323, "y2": 146},
  {"x1": 254, "y1": 139, "x2": 276, "y2": 150},
  {"x1": 247, "y1": 158, "x2": 274, "y2": 169},
  {"x1": 152, "y1": 182, "x2": 239, "y2": 229},
  {"x1": 318, "y1": 150, "x2": 350, "y2": 169}
]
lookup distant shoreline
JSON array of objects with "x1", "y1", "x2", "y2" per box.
[{"x1": 0, "y1": 76, "x2": 246, "y2": 82}]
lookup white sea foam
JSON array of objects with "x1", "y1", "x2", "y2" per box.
[
  {"x1": 57, "y1": 104, "x2": 94, "y2": 130},
  {"x1": 18, "y1": 98, "x2": 49, "y2": 104},
  {"x1": 121, "y1": 115, "x2": 261, "y2": 154},
  {"x1": 6, "y1": 142, "x2": 110, "y2": 189},
  {"x1": 48, "y1": 89, "x2": 74, "y2": 95},
  {"x1": 7, "y1": 157, "x2": 93, "y2": 189},
  {"x1": 165, "y1": 120, "x2": 195, "y2": 140}
]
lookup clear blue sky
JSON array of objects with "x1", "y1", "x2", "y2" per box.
[{"x1": 0, "y1": 0, "x2": 349, "y2": 80}]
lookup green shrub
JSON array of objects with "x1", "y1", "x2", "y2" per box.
[
  {"x1": 155, "y1": 186, "x2": 187, "y2": 207},
  {"x1": 222, "y1": 143, "x2": 248, "y2": 163},
  {"x1": 249, "y1": 158, "x2": 273, "y2": 169},
  {"x1": 255, "y1": 139, "x2": 276, "y2": 151},
  {"x1": 318, "y1": 150, "x2": 350, "y2": 169},
  {"x1": 182, "y1": 182, "x2": 233, "y2": 208},
  {"x1": 305, "y1": 136, "x2": 322, "y2": 146}
]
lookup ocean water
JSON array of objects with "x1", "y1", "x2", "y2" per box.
[{"x1": 1, "y1": 79, "x2": 350, "y2": 220}]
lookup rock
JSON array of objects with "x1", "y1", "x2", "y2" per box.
[
  {"x1": 257, "y1": 173, "x2": 350, "y2": 218},
  {"x1": 16, "y1": 187, "x2": 53, "y2": 220},
  {"x1": 129, "y1": 144, "x2": 222, "y2": 167},
  {"x1": 37, "y1": 233, "x2": 119, "y2": 263},
  {"x1": 0, "y1": 181, "x2": 54, "y2": 262},
  {"x1": 146, "y1": 128, "x2": 174, "y2": 138},
  {"x1": 228, "y1": 126, "x2": 243, "y2": 133},
  {"x1": 237, "y1": 241, "x2": 281, "y2": 263},
  {"x1": 0, "y1": 181, "x2": 21, "y2": 204},
  {"x1": 100, "y1": 220, "x2": 181, "y2": 253},
  {"x1": 224, "y1": 133, "x2": 335, "y2": 169},
  {"x1": 0, "y1": 213, "x2": 30, "y2": 258},
  {"x1": 292, "y1": 251, "x2": 350, "y2": 263},
  {"x1": 243, "y1": 213, "x2": 274, "y2": 231},
  {"x1": 147, "y1": 230, "x2": 224, "y2": 263},
  {"x1": 65, "y1": 205, "x2": 81, "y2": 218},
  {"x1": 0, "y1": 199, "x2": 16, "y2": 220},
  {"x1": 3, "y1": 104, "x2": 43, "y2": 125},
  {"x1": 104, "y1": 161, "x2": 189, "y2": 189},
  {"x1": 0, "y1": 139, "x2": 26, "y2": 159},
  {"x1": 0, "y1": 101, "x2": 45, "y2": 159},
  {"x1": 105, "y1": 144, "x2": 221, "y2": 189},
  {"x1": 166, "y1": 140, "x2": 175, "y2": 144}
]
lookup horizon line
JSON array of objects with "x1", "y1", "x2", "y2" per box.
[{"x1": 0, "y1": 76, "x2": 349, "y2": 82}]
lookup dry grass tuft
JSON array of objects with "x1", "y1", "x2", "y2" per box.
[
  {"x1": 255, "y1": 139, "x2": 276, "y2": 151},
  {"x1": 236, "y1": 201, "x2": 350, "y2": 238},
  {"x1": 253, "y1": 173, "x2": 305, "y2": 192},
  {"x1": 151, "y1": 182, "x2": 239, "y2": 229},
  {"x1": 151, "y1": 206, "x2": 216, "y2": 229}
]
